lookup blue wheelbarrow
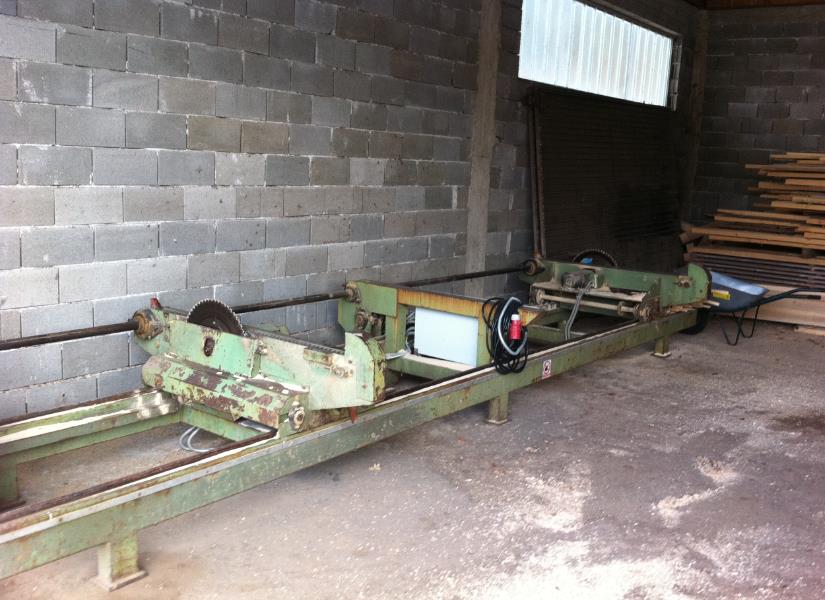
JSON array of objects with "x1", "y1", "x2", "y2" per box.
[{"x1": 686, "y1": 271, "x2": 825, "y2": 345}]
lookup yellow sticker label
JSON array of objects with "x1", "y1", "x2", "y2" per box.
[{"x1": 712, "y1": 289, "x2": 731, "y2": 301}]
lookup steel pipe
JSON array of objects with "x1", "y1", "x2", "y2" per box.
[{"x1": 0, "y1": 265, "x2": 526, "y2": 351}]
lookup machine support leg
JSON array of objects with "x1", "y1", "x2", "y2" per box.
[
  {"x1": 96, "y1": 532, "x2": 146, "y2": 591},
  {"x1": 652, "y1": 336, "x2": 672, "y2": 359},
  {"x1": 486, "y1": 393, "x2": 509, "y2": 425},
  {"x1": 0, "y1": 462, "x2": 21, "y2": 510}
]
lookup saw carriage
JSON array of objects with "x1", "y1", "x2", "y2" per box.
[{"x1": 0, "y1": 258, "x2": 710, "y2": 589}]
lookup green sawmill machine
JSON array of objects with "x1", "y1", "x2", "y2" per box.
[{"x1": 0, "y1": 258, "x2": 710, "y2": 589}]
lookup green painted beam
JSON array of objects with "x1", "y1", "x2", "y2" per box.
[{"x1": 0, "y1": 311, "x2": 694, "y2": 580}]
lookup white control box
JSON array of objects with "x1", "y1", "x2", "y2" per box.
[{"x1": 414, "y1": 308, "x2": 480, "y2": 366}]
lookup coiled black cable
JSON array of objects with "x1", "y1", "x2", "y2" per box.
[{"x1": 482, "y1": 296, "x2": 529, "y2": 374}]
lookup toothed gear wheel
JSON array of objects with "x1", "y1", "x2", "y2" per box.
[
  {"x1": 572, "y1": 248, "x2": 618, "y2": 268},
  {"x1": 187, "y1": 299, "x2": 246, "y2": 336}
]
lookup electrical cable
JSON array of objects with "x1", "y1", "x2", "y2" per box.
[
  {"x1": 564, "y1": 280, "x2": 595, "y2": 340},
  {"x1": 178, "y1": 426, "x2": 214, "y2": 454},
  {"x1": 482, "y1": 296, "x2": 529, "y2": 374}
]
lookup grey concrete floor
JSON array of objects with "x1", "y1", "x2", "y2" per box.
[{"x1": 2, "y1": 321, "x2": 825, "y2": 599}]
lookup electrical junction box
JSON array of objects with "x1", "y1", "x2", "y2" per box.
[{"x1": 414, "y1": 308, "x2": 480, "y2": 366}]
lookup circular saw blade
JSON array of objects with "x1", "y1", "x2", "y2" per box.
[{"x1": 187, "y1": 299, "x2": 245, "y2": 336}]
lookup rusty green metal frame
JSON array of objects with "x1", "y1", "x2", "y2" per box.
[{"x1": 0, "y1": 311, "x2": 694, "y2": 584}]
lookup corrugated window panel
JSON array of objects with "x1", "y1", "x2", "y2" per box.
[{"x1": 519, "y1": 0, "x2": 674, "y2": 108}]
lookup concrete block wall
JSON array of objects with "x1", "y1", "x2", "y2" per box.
[
  {"x1": 0, "y1": 0, "x2": 531, "y2": 418},
  {"x1": 693, "y1": 5, "x2": 825, "y2": 220}
]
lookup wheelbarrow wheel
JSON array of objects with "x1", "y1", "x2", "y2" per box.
[{"x1": 681, "y1": 308, "x2": 710, "y2": 335}]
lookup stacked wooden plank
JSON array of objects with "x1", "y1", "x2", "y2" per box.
[{"x1": 686, "y1": 153, "x2": 825, "y2": 328}]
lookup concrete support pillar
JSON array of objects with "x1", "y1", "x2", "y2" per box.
[
  {"x1": 465, "y1": 0, "x2": 502, "y2": 298},
  {"x1": 486, "y1": 392, "x2": 510, "y2": 425},
  {"x1": 96, "y1": 533, "x2": 146, "y2": 591}
]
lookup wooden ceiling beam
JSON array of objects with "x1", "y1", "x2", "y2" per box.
[{"x1": 706, "y1": 0, "x2": 825, "y2": 8}]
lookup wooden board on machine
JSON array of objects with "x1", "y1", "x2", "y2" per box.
[{"x1": 683, "y1": 152, "x2": 825, "y2": 295}]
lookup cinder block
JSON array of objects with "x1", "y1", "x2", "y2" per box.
[
  {"x1": 18, "y1": 0, "x2": 92, "y2": 27},
  {"x1": 259, "y1": 187, "x2": 283, "y2": 217},
  {"x1": 55, "y1": 187, "x2": 122, "y2": 225},
  {"x1": 247, "y1": 0, "x2": 293, "y2": 22},
  {"x1": 0, "y1": 229, "x2": 19, "y2": 269},
  {"x1": 265, "y1": 217, "x2": 310, "y2": 247},
  {"x1": 363, "y1": 187, "x2": 395, "y2": 212},
  {"x1": 289, "y1": 124, "x2": 331, "y2": 155},
  {"x1": 216, "y1": 153, "x2": 266, "y2": 185},
  {"x1": 190, "y1": 44, "x2": 243, "y2": 84},
  {"x1": 94, "y1": 69, "x2": 157, "y2": 111},
  {"x1": 285, "y1": 245, "x2": 327, "y2": 275},
  {"x1": 22, "y1": 226, "x2": 94, "y2": 267},
  {"x1": 20, "y1": 145, "x2": 92, "y2": 185},
  {"x1": 0, "y1": 390, "x2": 26, "y2": 420},
  {"x1": 0, "y1": 309, "x2": 21, "y2": 341},
  {"x1": 317, "y1": 35, "x2": 354, "y2": 70},
  {"x1": 310, "y1": 215, "x2": 349, "y2": 244},
  {"x1": 94, "y1": 148, "x2": 157, "y2": 185},
  {"x1": 161, "y1": 3, "x2": 218, "y2": 45},
  {"x1": 306, "y1": 271, "x2": 345, "y2": 297},
  {"x1": 0, "y1": 342, "x2": 62, "y2": 391},
  {"x1": 240, "y1": 248, "x2": 286, "y2": 281},
  {"x1": 267, "y1": 91, "x2": 311, "y2": 123},
  {"x1": 93, "y1": 294, "x2": 150, "y2": 326},
  {"x1": 387, "y1": 106, "x2": 422, "y2": 133},
  {"x1": 214, "y1": 281, "x2": 264, "y2": 306},
  {"x1": 241, "y1": 121, "x2": 288, "y2": 154},
  {"x1": 325, "y1": 186, "x2": 360, "y2": 213},
  {"x1": 184, "y1": 186, "x2": 235, "y2": 220},
  {"x1": 25, "y1": 376, "x2": 97, "y2": 411},
  {"x1": 219, "y1": 13, "x2": 269, "y2": 54},
  {"x1": 244, "y1": 54, "x2": 290, "y2": 90},
  {"x1": 433, "y1": 137, "x2": 461, "y2": 161},
  {"x1": 371, "y1": 75, "x2": 404, "y2": 105},
  {"x1": 265, "y1": 155, "x2": 310, "y2": 185},
  {"x1": 0, "y1": 187, "x2": 54, "y2": 226},
  {"x1": 126, "y1": 112, "x2": 186, "y2": 149},
  {"x1": 0, "y1": 14, "x2": 56, "y2": 61},
  {"x1": 0, "y1": 58, "x2": 14, "y2": 100},
  {"x1": 0, "y1": 101, "x2": 54, "y2": 144},
  {"x1": 310, "y1": 156, "x2": 349, "y2": 185},
  {"x1": 270, "y1": 24, "x2": 316, "y2": 62},
  {"x1": 333, "y1": 70, "x2": 370, "y2": 102},
  {"x1": 429, "y1": 234, "x2": 456, "y2": 258},
  {"x1": 216, "y1": 219, "x2": 266, "y2": 251},
  {"x1": 0, "y1": 144, "x2": 15, "y2": 184},
  {"x1": 20, "y1": 301, "x2": 93, "y2": 336},
  {"x1": 283, "y1": 187, "x2": 324, "y2": 216},
  {"x1": 332, "y1": 128, "x2": 369, "y2": 157},
  {"x1": 96, "y1": 0, "x2": 160, "y2": 36},
  {"x1": 127, "y1": 35, "x2": 188, "y2": 77},
  {"x1": 56, "y1": 106, "x2": 125, "y2": 148},
  {"x1": 124, "y1": 187, "x2": 183, "y2": 221},
  {"x1": 188, "y1": 115, "x2": 241, "y2": 152},
  {"x1": 260, "y1": 276, "x2": 306, "y2": 304},
  {"x1": 59, "y1": 261, "x2": 126, "y2": 302},
  {"x1": 383, "y1": 212, "x2": 415, "y2": 238},
  {"x1": 312, "y1": 96, "x2": 350, "y2": 127},
  {"x1": 284, "y1": 302, "x2": 316, "y2": 332},
  {"x1": 291, "y1": 63, "x2": 333, "y2": 96},
  {"x1": 327, "y1": 242, "x2": 364, "y2": 270},
  {"x1": 355, "y1": 0, "x2": 393, "y2": 17},
  {"x1": 349, "y1": 213, "x2": 382, "y2": 241},
  {"x1": 216, "y1": 83, "x2": 266, "y2": 121},
  {"x1": 355, "y1": 43, "x2": 391, "y2": 75},
  {"x1": 98, "y1": 365, "x2": 144, "y2": 397},
  {"x1": 424, "y1": 186, "x2": 452, "y2": 209},
  {"x1": 0, "y1": 267, "x2": 58, "y2": 308},
  {"x1": 159, "y1": 77, "x2": 216, "y2": 115},
  {"x1": 63, "y1": 332, "x2": 129, "y2": 378},
  {"x1": 350, "y1": 157, "x2": 384, "y2": 185},
  {"x1": 188, "y1": 252, "x2": 240, "y2": 287},
  {"x1": 395, "y1": 187, "x2": 424, "y2": 210},
  {"x1": 57, "y1": 25, "x2": 126, "y2": 70},
  {"x1": 295, "y1": 0, "x2": 337, "y2": 34},
  {"x1": 368, "y1": 131, "x2": 402, "y2": 158},
  {"x1": 157, "y1": 150, "x2": 215, "y2": 185},
  {"x1": 384, "y1": 158, "x2": 419, "y2": 185},
  {"x1": 127, "y1": 255, "x2": 187, "y2": 293},
  {"x1": 402, "y1": 133, "x2": 433, "y2": 159},
  {"x1": 336, "y1": 8, "x2": 374, "y2": 42},
  {"x1": 160, "y1": 220, "x2": 216, "y2": 255},
  {"x1": 18, "y1": 62, "x2": 92, "y2": 106},
  {"x1": 238, "y1": 187, "x2": 264, "y2": 217},
  {"x1": 95, "y1": 223, "x2": 158, "y2": 261}
]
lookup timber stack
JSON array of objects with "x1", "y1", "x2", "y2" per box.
[{"x1": 685, "y1": 152, "x2": 825, "y2": 328}]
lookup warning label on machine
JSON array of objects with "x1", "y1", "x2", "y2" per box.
[{"x1": 541, "y1": 359, "x2": 552, "y2": 379}]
